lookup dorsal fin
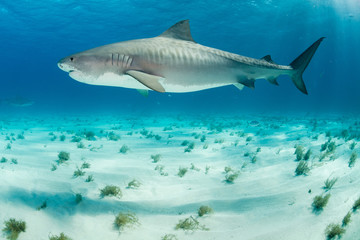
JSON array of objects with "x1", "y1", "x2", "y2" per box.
[
  {"x1": 159, "y1": 20, "x2": 195, "y2": 42},
  {"x1": 261, "y1": 55, "x2": 275, "y2": 64}
]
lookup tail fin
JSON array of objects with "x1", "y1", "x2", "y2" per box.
[{"x1": 290, "y1": 37, "x2": 325, "y2": 95}]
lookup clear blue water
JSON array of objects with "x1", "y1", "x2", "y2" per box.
[
  {"x1": 1, "y1": 2, "x2": 360, "y2": 239},
  {"x1": 0, "y1": 0, "x2": 359, "y2": 114}
]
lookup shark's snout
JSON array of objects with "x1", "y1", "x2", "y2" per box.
[
  {"x1": 57, "y1": 58, "x2": 66, "y2": 71},
  {"x1": 57, "y1": 57, "x2": 75, "y2": 73},
  {"x1": 57, "y1": 62, "x2": 64, "y2": 71}
]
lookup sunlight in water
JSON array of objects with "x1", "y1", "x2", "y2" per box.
[{"x1": 332, "y1": 0, "x2": 360, "y2": 17}]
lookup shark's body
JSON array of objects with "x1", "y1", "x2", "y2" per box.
[{"x1": 58, "y1": 20, "x2": 323, "y2": 95}]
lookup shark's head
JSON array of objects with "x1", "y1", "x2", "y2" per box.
[
  {"x1": 57, "y1": 50, "x2": 146, "y2": 89},
  {"x1": 57, "y1": 53, "x2": 108, "y2": 84}
]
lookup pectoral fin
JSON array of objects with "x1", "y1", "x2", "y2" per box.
[
  {"x1": 233, "y1": 83, "x2": 245, "y2": 91},
  {"x1": 126, "y1": 70, "x2": 165, "y2": 92}
]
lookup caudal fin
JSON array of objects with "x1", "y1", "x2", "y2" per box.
[{"x1": 290, "y1": 37, "x2": 325, "y2": 95}]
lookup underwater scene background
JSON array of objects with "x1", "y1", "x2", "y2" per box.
[{"x1": 0, "y1": 1, "x2": 360, "y2": 240}]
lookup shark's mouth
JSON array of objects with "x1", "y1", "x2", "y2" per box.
[
  {"x1": 69, "y1": 70, "x2": 80, "y2": 78},
  {"x1": 57, "y1": 61, "x2": 77, "y2": 73},
  {"x1": 68, "y1": 70, "x2": 97, "y2": 84}
]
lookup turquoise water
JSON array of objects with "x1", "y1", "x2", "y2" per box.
[{"x1": 0, "y1": 113, "x2": 359, "y2": 239}]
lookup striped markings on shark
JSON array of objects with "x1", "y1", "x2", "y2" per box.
[{"x1": 58, "y1": 20, "x2": 324, "y2": 95}]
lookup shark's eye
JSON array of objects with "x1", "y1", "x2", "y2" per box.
[{"x1": 70, "y1": 57, "x2": 74, "y2": 61}]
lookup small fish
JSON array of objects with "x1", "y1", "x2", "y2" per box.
[
  {"x1": 2, "y1": 97, "x2": 34, "y2": 107},
  {"x1": 58, "y1": 20, "x2": 324, "y2": 95}
]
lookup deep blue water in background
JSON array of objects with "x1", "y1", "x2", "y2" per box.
[{"x1": 0, "y1": 0, "x2": 359, "y2": 115}]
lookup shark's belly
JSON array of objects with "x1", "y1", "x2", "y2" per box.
[
  {"x1": 160, "y1": 67, "x2": 237, "y2": 92},
  {"x1": 161, "y1": 75, "x2": 232, "y2": 92},
  {"x1": 94, "y1": 72, "x2": 227, "y2": 91},
  {"x1": 95, "y1": 72, "x2": 150, "y2": 90},
  {"x1": 72, "y1": 56, "x2": 238, "y2": 93},
  {"x1": 162, "y1": 81, "x2": 229, "y2": 92},
  {"x1": 88, "y1": 62, "x2": 237, "y2": 92}
]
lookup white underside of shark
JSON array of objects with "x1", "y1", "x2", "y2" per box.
[{"x1": 70, "y1": 69, "x2": 230, "y2": 93}]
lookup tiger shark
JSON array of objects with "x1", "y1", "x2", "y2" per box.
[{"x1": 58, "y1": 20, "x2": 323, "y2": 95}]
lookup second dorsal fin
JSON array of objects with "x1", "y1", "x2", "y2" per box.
[
  {"x1": 159, "y1": 20, "x2": 195, "y2": 42},
  {"x1": 261, "y1": 55, "x2": 275, "y2": 64}
]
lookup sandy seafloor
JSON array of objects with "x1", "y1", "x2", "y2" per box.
[{"x1": 0, "y1": 113, "x2": 359, "y2": 240}]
